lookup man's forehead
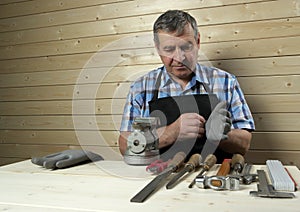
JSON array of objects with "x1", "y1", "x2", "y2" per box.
[
  {"x1": 155, "y1": 24, "x2": 196, "y2": 45},
  {"x1": 156, "y1": 33, "x2": 194, "y2": 45}
]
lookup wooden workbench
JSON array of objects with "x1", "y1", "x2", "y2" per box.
[{"x1": 0, "y1": 160, "x2": 299, "y2": 212}]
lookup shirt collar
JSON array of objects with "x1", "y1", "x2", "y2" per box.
[
  {"x1": 195, "y1": 63, "x2": 210, "y2": 85},
  {"x1": 161, "y1": 63, "x2": 210, "y2": 87}
]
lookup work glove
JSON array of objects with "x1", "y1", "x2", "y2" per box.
[
  {"x1": 205, "y1": 101, "x2": 232, "y2": 142},
  {"x1": 31, "y1": 149, "x2": 103, "y2": 169}
]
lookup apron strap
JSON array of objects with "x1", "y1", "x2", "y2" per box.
[
  {"x1": 151, "y1": 69, "x2": 164, "y2": 102},
  {"x1": 201, "y1": 82, "x2": 212, "y2": 94}
]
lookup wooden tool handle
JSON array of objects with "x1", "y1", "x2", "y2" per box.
[
  {"x1": 187, "y1": 154, "x2": 201, "y2": 169},
  {"x1": 217, "y1": 159, "x2": 231, "y2": 176},
  {"x1": 231, "y1": 154, "x2": 245, "y2": 172},
  {"x1": 211, "y1": 159, "x2": 231, "y2": 187},
  {"x1": 168, "y1": 152, "x2": 186, "y2": 169},
  {"x1": 203, "y1": 154, "x2": 217, "y2": 171}
]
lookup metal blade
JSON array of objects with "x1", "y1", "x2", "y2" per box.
[
  {"x1": 188, "y1": 168, "x2": 206, "y2": 188},
  {"x1": 130, "y1": 167, "x2": 173, "y2": 203},
  {"x1": 166, "y1": 166, "x2": 189, "y2": 189},
  {"x1": 256, "y1": 170, "x2": 271, "y2": 195}
]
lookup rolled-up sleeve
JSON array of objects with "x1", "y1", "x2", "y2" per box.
[{"x1": 229, "y1": 78, "x2": 255, "y2": 131}]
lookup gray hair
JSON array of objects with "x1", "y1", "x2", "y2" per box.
[{"x1": 153, "y1": 10, "x2": 199, "y2": 45}]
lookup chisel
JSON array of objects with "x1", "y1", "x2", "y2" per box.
[
  {"x1": 231, "y1": 154, "x2": 245, "y2": 175},
  {"x1": 130, "y1": 151, "x2": 186, "y2": 203},
  {"x1": 166, "y1": 154, "x2": 201, "y2": 189},
  {"x1": 188, "y1": 154, "x2": 217, "y2": 188}
]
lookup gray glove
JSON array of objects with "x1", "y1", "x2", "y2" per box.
[
  {"x1": 31, "y1": 149, "x2": 103, "y2": 169},
  {"x1": 205, "y1": 101, "x2": 232, "y2": 142}
]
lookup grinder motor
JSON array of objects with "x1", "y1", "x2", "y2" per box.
[{"x1": 124, "y1": 117, "x2": 160, "y2": 165}]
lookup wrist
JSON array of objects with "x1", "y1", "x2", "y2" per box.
[{"x1": 157, "y1": 124, "x2": 178, "y2": 148}]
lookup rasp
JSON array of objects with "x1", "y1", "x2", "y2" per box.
[
  {"x1": 130, "y1": 151, "x2": 186, "y2": 203},
  {"x1": 166, "y1": 153, "x2": 201, "y2": 189}
]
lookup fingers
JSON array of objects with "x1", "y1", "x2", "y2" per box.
[
  {"x1": 223, "y1": 122, "x2": 231, "y2": 135},
  {"x1": 43, "y1": 155, "x2": 68, "y2": 169},
  {"x1": 31, "y1": 152, "x2": 63, "y2": 168},
  {"x1": 219, "y1": 108, "x2": 231, "y2": 118},
  {"x1": 44, "y1": 152, "x2": 61, "y2": 159},
  {"x1": 31, "y1": 150, "x2": 94, "y2": 169},
  {"x1": 180, "y1": 113, "x2": 205, "y2": 126},
  {"x1": 56, "y1": 154, "x2": 89, "y2": 168},
  {"x1": 176, "y1": 113, "x2": 206, "y2": 140},
  {"x1": 31, "y1": 157, "x2": 44, "y2": 166},
  {"x1": 213, "y1": 101, "x2": 226, "y2": 112},
  {"x1": 56, "y1": 157, "x2": 74, "y2": 169}
]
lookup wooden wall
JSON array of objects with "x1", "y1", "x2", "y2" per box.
[{"x1": 0, "y1": 0, "x2": 299, "y2": 167}]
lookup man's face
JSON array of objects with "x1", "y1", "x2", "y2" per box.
[{"x1": 155, "y1": 24, "x2": 200, "y2": 82}]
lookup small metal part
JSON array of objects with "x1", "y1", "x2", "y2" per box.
[
  {"x1": 196, "y1": 175, "x2": 240, "y2": 190},
  {"x1": 250, "y1": 170, "x2": 295, "y2": 198},
  {"x1": 241, "y1": 163, "x2": 258, "y2": 185}
]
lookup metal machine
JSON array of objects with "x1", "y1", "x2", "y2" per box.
[{"x1": 124, "y1": 117, "x2": 160, "y2": 165}]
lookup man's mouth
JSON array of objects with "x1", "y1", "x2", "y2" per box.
[{"x1": 172, "y1": 65, "x2": 189, "y2": 71}]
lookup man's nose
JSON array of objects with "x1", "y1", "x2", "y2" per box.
[{"x1": 172, "y1": 47, "x2": 185, "y2": 62}]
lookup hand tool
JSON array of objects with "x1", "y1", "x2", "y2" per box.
[
  {"x1": 188, "y1": 154, "x2": 217, "y2": 188},
  {"x1": 196, "y1": 175, "x2": 240, "y2": 190},
  {"x1": 130, "y1": 152, "x2": 186, "y2": 203},
  {"x1": 210, "y1": 158, "x2": 231, "y2": 187},
  {"x1": 250, "y1": 170, "x2": 295, "y2": 198},
  {"x1": 230, "y1": 154, "x2": 245, "y2": 175},
  {"x1": 146, "y1": 159, "x2": 169, "y2": 174},
  {"x1": 266, "y1": 160, "x2": 295, "y2": 192},
  {"x1": 228, "y1": 155, "x2": 256, "y2": 185},
  {"x1": 240, "y1": 163, "x2": 258, "y2": 185},
  {"x1": 166, "y1": 154, "x2": 201, "y2": 189}
]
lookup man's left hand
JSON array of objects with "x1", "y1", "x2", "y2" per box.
[{"x1": 205, "y1": 101, "x2": 232, "y2": 142}]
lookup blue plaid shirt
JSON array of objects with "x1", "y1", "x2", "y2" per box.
[{"x1": 120, "y1": 63, "x2": 255, "y2": 132}]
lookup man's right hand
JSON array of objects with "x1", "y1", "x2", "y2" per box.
[
  {"x1": 175, "y1": 113, "x2": 206, "y2": 140},
  {"x1": 157, "y1": 113, "x2": 206, "y2": 148}
]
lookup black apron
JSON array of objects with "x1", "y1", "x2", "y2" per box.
[{"x1": 148, "y1": 70, "x2": 232, "y2": 163}]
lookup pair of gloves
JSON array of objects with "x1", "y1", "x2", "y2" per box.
[
  {"x1": 32, "y1": 101, "x2": 230, "y2": 169},
  {"x1": 31, "y1": 150, "x2": 103, "y2": 169}
]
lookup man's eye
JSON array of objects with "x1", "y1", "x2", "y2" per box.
[
  {"x1": 163, "y1": 46, "x2": 175, "y2": 52},
  {"x1": 181, "y1": 44, "x2": 193, "y2": 51}
]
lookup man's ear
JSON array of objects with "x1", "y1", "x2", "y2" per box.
[{"x1": 196, "y1": 32, "x2": 200, "y2": 48}]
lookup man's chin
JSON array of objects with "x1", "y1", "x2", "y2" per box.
[{"x1": 171, "y1": 72, "x2": 193, "y2": 81}]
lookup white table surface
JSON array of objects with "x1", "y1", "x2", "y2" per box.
[{"x1": 0, "y1": 159, "x2": 299, "y2": 212}]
